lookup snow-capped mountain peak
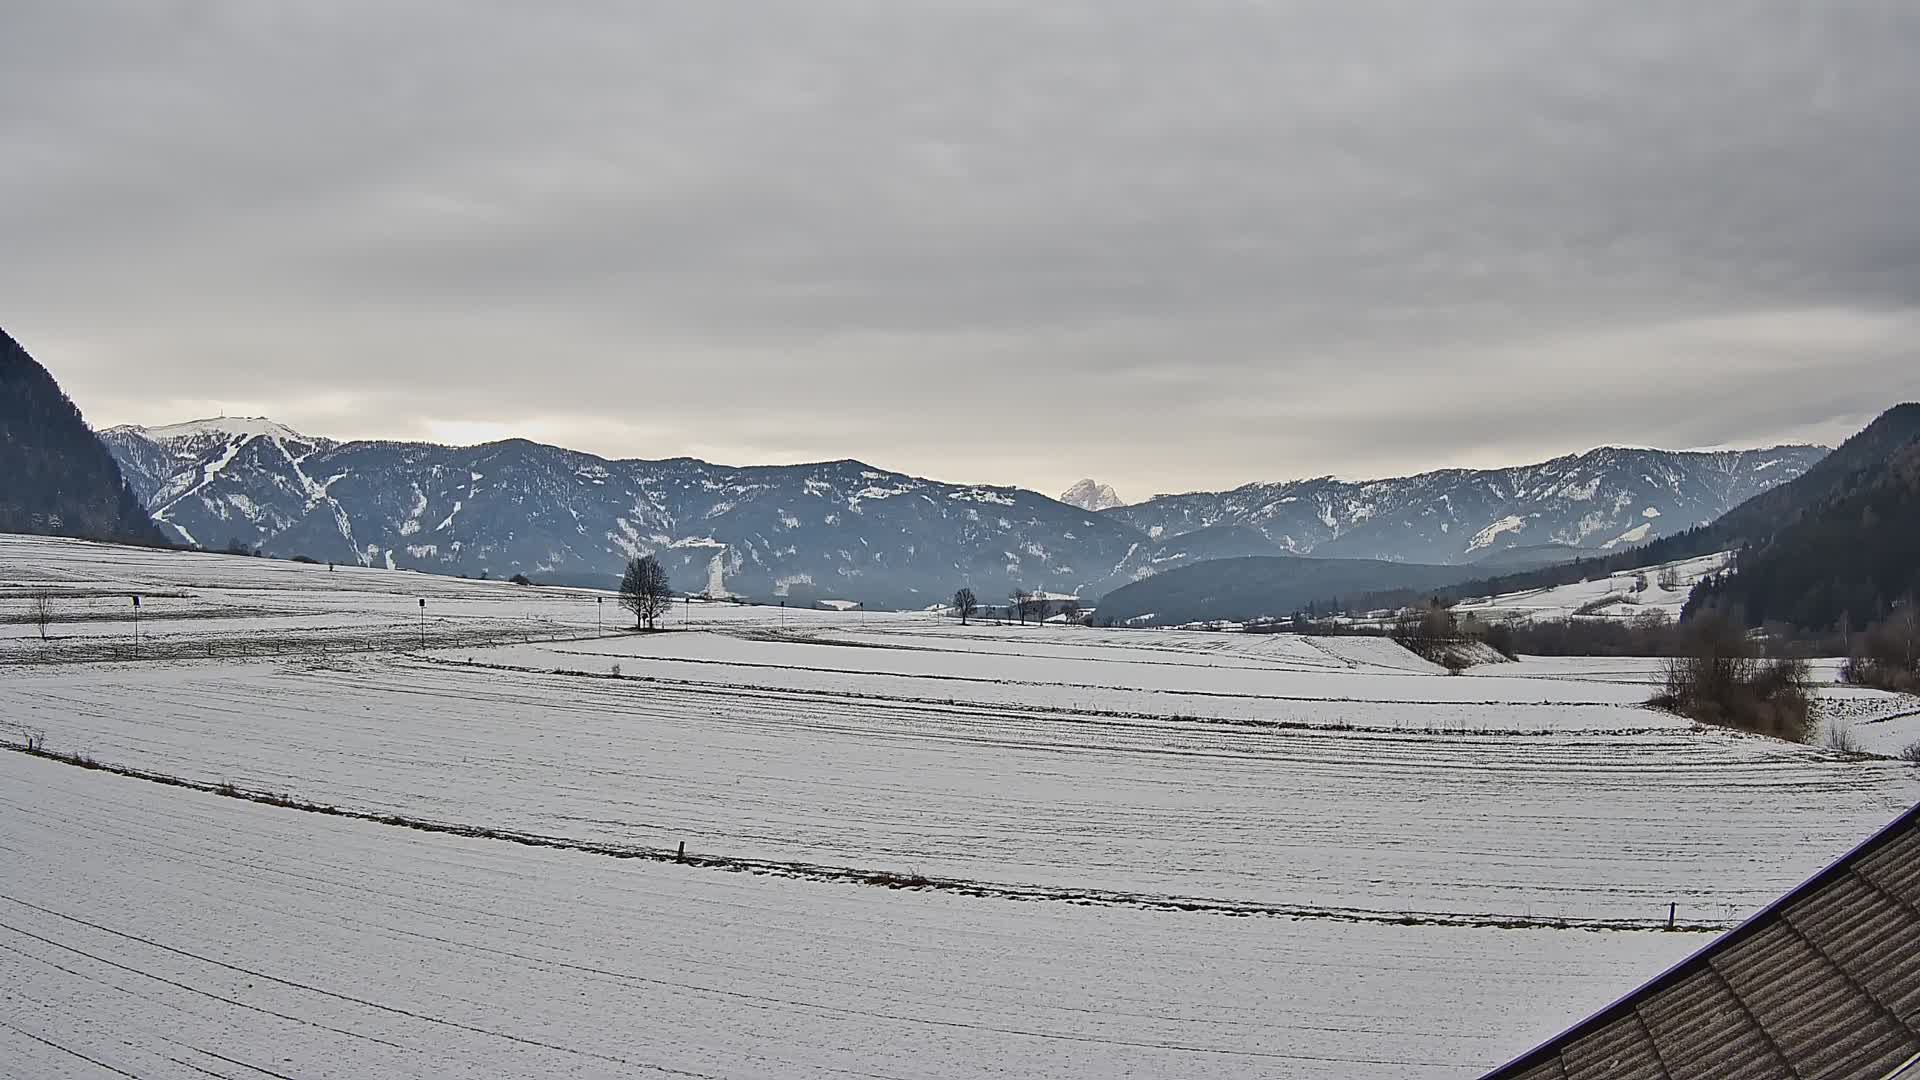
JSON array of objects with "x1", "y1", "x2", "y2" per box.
[
  {"x1": 110, "y1": 416, "x2": 315, "y2": 446},
  {"x1": 1060, "y1": 478, "x2": 1125, "y2": 512}
]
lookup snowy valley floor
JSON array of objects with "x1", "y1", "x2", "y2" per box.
[
  {"x1": 4, "y1": 535, "x2": 1920, "y2": 1077},
  {"x1": 1, "y1": 752, "x2": 1698, "y2": 1080}
]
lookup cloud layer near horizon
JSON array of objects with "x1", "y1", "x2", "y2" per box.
[{"x1": 5, "y1": 2, "x2": 1917, "y2": 498}]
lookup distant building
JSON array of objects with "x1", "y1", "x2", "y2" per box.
[
  {"x1": 1483, "y1": 801, "x2": 1920, "y2": 1079},
  {"x1": 964, "y1": 591, "x2": 1089, "y2": 623},
  {"x1": 1028, "y1": 591, "x2": 1085, "y2": 621}
]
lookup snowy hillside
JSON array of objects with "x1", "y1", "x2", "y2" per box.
[
  {"x1": 1451, "y1": 551, "x2": 1733, "y2": 624},
  {"x1": 1107, "y1": 445, "x2": 1826, "y2": 564}
]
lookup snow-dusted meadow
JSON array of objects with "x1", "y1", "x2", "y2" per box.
[
  {"x1": 0, "y1": 751, "x2": 1693, "y2": 1079},
  {"x1": 4, "y1": 534, "x2": 1918, "y2": 1077}
]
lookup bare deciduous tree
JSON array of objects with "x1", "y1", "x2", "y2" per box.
[
  {"x1": 1390, "y1": 599, "x2": 1456, "y2": 662},
  {"x1": 29, "y1": 592, "x2": 53, "y2": 642},
  {"x1": 1026, "y1": 593, "x2": 1051, "y2": 624},
  {"x1": 620, "y1": 555, "x2": 673, "y2": 630},
  {"x1": 952, "y1": 587, "x2": 978, "y2": 625},
  {"x1": 1842, "y1": 600, "x2": 1920, "y2": 693},
  {"x1": 1009, "y1": 588, "x2": 1032, "y2": 625}
]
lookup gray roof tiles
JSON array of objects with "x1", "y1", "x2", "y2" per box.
[{"x1": 1486, "y1": 804, "x2": 1920, "y2": 1080}]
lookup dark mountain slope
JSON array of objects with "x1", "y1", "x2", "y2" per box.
[
  {"x1": 0, "y1": 328, "x2": 166, "y2": 545},
  {"x1": 1093, "y1": 555, "x2": 1470, "y2": 626},
  {"x1": 1681, "y1": 404, "x2": 1920, "y2": 548},
  {"x1": 1686, "y1": 437, "x2": 1920, "y2": 630}
]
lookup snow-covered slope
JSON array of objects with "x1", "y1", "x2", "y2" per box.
[
  {"x1": 1060, "y1": 478, "x2": 1125, "y2": 512},
  {"x1": 102, "y1": 419, "x2": 338, "y2": 551},
  {"x1": 139, "y1": 416, "x2": 314, "y2": 443},
  {"x1": 1451, "y1": 551, "x2": 1733, "y2": 625},
  {"x1": 1106, "y1": 445, "x2": 1826, "y2": 563}
]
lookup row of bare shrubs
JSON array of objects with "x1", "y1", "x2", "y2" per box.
[
  {"x1": 1840, "y1": 605, "x2": 1920, "y2": 694},
  {"x1": 1388, "y1": 602, "x2": 1482, "y2": 672},
  {"x1": 1650, "y1": 614, "x2": 1815, "y2": 742}
]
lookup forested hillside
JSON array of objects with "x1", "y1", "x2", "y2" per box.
[
  {"x1": 0, "y1": 328, "x2": 166, "y2": 546},
  {"x1": 1091, "y1": 555, "x2": 1469, "y2": 626},
  {"x1": 1687, "y1": 440, "x2": 1920, "y2": 631}
]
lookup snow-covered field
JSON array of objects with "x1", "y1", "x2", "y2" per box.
[
  {"x1": 20, "y1": 654, "x2": 1907, "y2": 924},
  {"x1": 0, "y1": 751, "x2": 1695, "y2": 1079},
  {"x1": 3, "y1": 534, "x2": 1918, "y2": 1078}
]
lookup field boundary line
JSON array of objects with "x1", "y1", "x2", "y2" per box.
[
  {"x1": 2, "y1": 740, "x2": 1725, "y2": 934},
  {"x1": 424, "y1": 655, "x2": 1667, "y2": 739},
  {"x1": 517, "y1": 645, "x2": 1644, "y2": 708}
]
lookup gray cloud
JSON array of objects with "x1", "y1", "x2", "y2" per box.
[{"x1": 4, "y1": 1, "x2": 1918, "y2": 497}]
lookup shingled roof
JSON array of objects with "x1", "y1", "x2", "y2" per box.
[{"x1": 1485, "y1": 802, "x2": 1920, "y2": 1080}]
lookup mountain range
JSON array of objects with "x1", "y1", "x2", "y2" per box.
[
  {"x1": 98, "y1": 414, "x2": 1826, "y2": 607},
  {"x1": 1109, "y1": 445, "x2": 1828, "y2": 564},
  {"x1": 103, "y1": 419, "x2": 1155, "y2": 606},
  {"x1": 1108, "y1": 404, "x2": 1920, "y2": 628}
]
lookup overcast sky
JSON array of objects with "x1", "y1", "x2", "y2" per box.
[{"x1": 5, "y1": 2, "x2": 1917, "y2": 498}]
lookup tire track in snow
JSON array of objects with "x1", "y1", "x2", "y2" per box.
[
  {"x1": 0, "y1": 894, "x2": 724, "y2": 1078},
  {"x1": 432, "y1": 653, "x2": 1655, "y2": 736},
  {"x1": 0, "y1": 893, "x2": 1489, "y2": 1071},
  {"x1": 2, "y1": 941, "x2": 307, "y2": 1080},
  {"x1": 0, "y1": 928, "x2": 413, "y2": 1052},
  {"x1": 520, "y1": 646, "x2": 1641, "y2": 709},
  {"x1": 0, "y1": 1017, "x2": 148, "y2": 1079}
]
